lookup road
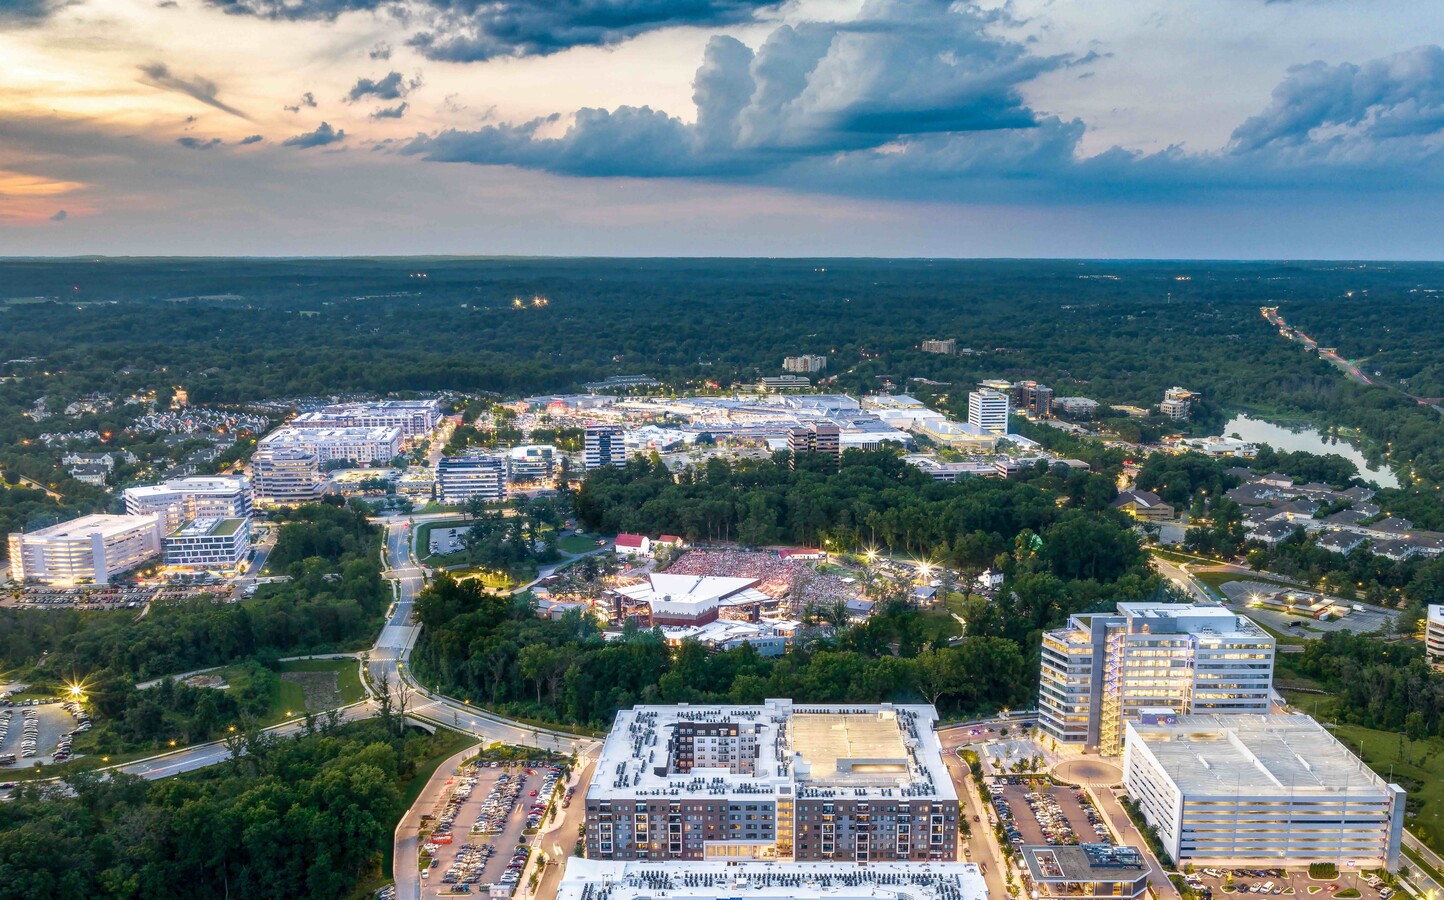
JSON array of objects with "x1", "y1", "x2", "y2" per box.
[
  {"x1": 1150, "y1": 553, "x2": 1215, "y2": 604},
  {"x1": 1089, "y1": 785, "x2": 1180, "y2": 900}
]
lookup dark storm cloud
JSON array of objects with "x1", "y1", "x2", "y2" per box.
[
  {"x1": 283, "y1": 120, "x2": 346, "y2": 147},
  {"x1": 138, "y1": 62, "x2": 249, "y2": 119},
  {"x1": 346, "y1": 71, "x2": 417, "y2": 101}
]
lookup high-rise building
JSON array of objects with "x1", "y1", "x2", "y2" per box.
[
  {"x1": 1038, "y1": 602, "x2": 1275, "y2": 755},
  {"x1": 967, "y1": 388, "x2": 1010, "y2": 435},
  {"x1": 1124, "y1": 714, "x2": 1404, "y2": 869},
  {"x1": 251, "y1": 447, "x2": 323, "y2": 506},
  {"x1": 921, "y1": 339, "x2": 957, "y2": 355},
  {"x1": 437, "y1": 454, "x2": 507, "y2": 504},
  {"x1": 787, "y1": 422, "x2": 841, "y2": 470},
  {"x1": 584, "y1": 701, "x2": 958, "y2": 863},
  {"x1": 8, "y1": 514, "x2": 164, "y2": 585},
  {"x1": 1160, "y1": 387, "x2": 1199, "y2": 420},
  {"x1": 782, "y1": 355, "x2": 828, "y2": 374},
  {"x1": 163, "y1": 517, "x2": 252, "y2": 573},
  {"x1": 1427, "y1": 605, "x2": 1444, "y2": 665},
  {"x1": 1011, "y1": 381, "x2": 1054, "y2": 419},
  {"x1": 506, "y1": 444, "x2": 556, "y2": 483},
  {"x1": 585, "y1": 424, "x2": 626, "y2": 470},
  {"x1": 124, "y1": 475, "x2": 254, "y2": 531}
]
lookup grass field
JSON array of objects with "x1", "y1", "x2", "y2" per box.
[{"x1": 558, "y1": 534, "x2": 601, "y2": 554}]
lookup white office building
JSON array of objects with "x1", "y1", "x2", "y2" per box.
[
  {"x1": 507, "y1": 444, "x2": 556, "y2": 483},
  {"x1": 293, "y1": 399, "x2": 442, "y2": 440},
  {"x1": 967, "y1": 388, "x2": 1010, "y2": 435},
  {"x1": 1123, "y1": 714, "x2": 1405, "y2": 869},
  {"x1": 585, "y1": 424, "x2": 626, "y2": 470},
  {"x1": 1038, "y1": 602, "x2": 1275, "y2": 755},
  {"x1": 251, "y1": 447, "x2": 323, "y2": 506},
  {"x1": 559, "y1": 859, "x2": 986, "y2": 900},
  {"x1": 436, "y1": 454, "x2": 507, "y2": 504},
  {"x1": 257, "y1": 424, "x2": 402, "y2": 464},
  {"x1": 163, "y1": 517, "x2": 252, "y2": 573},
  {"x1": 1427, "y1": 605, "x2": 1444, "y2": 665},
  {"x1": 8, "y1": 514, "x2": 164, "y2": 585},
  {"x1": 124, "y1": 475, "x2": 253, "y2": 531}
]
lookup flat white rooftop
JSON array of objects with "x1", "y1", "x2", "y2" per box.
[
  {"x1": 1127, "y1": 714, "x2": 1392, "y2": 795},
  {"x1": 614, "y1": 574, "x2": 770, "y2": 617},
  {"x1": 591, "y1": 700, "x2": 955, "y2": 802},
  {"x1": 125, "y1": 475, "x2": 247, "y2": 498},
  {"x1": 18, "y1": 514, "x2": 158, "y2": 540},
  {"x1": 558, "y1": 858, "x2": 986, "y2": 900}
]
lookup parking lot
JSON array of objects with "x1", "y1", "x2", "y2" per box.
[
  {"x1": 429, "y1": 526, "x2": 472, "y2": 557},
  {"x1": 1, "y1": 584, "x2": 160, "y2": 610},
  {"x1": 419, "y1": 760, "x2": 563, "y2": 897},
  {"x1": 1186, "y1": 866, "x2": 1392, "y2": 900},
  {"x1": 991, "y1": 780, "x2": 1112, "y2": 847},
  {"x1": 0, "y1": 698, "x2": 91, "y2": 768}
]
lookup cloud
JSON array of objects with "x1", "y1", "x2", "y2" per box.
[
  {"x1": 371, "y1": 101, "x2": 409, "y2": 119},
  {"x1": 176, "y1": 136, "x2": 223, "y2": 150},
  {"x1": 346, "y1": 71, "x2": 418, "y2": 102},
  {"x1": 0, "y1": 0, "x2": 70, "y2": 22},
  {"x1": 156, "y1": 0, "x2": 178, "y2": 7},
  {"x1": 50, "y1": 209, "x2": 67, "y2": 221},
  {"x1": 283, "y1": 91, "x2": 317, "y2": 113},
  {"x1": 369, "y1": 41, "x2": 391, "y2": 60},
  {"x1": 239, "y1": 133, "x2": 264, "y2": 144},
  {"x1": 138, "y1": 62, "x2": 249, "y2": 119},
  {"x1": 204, "y1": 0, "x2": 781, "y2": 62},
  {"x1": 283, "y1": 121, "x2": 346, "y2": 148},
  {"x1": 1231, "y1": 45, "x2": 1444, "y2": 150}
]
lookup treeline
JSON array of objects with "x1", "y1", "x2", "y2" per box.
[
  {"x1": 410, "y1": 576, "x2": 1036, "y2": 729},
  {"x1": 0, "y1": 721, "x2": 454, "y2": 900},
  {"x1": 1283, "y1": 631, "x2": 1444, "y2": 738}
]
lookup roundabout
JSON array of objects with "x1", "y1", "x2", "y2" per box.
[{"x1": 1052, "y1": 757, "x2": 1123, "y2": 786}]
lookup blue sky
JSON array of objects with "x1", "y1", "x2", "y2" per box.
[{"x1": 1, "y1": 0, "x2": 1443, "y2": 256}]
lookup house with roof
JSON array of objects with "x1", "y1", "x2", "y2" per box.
[
  {"x1": 614, "y1": 533, "x2": 651, "y2": 557},
  {"x1": 1316, "y1": 531, "x2": 1367, "y2": 555},
  {"x1": 1251, "y1": 520, "x2": 1302, "y2": 545},
  {"x1": 1110, "y1": 489, "x2": 1175, "y2": 521}
]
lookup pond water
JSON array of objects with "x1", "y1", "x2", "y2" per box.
[{"x1": 1223, "y1": 414, "x2": 1399, "y2": 488}]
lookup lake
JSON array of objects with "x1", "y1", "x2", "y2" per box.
[{"x1": 1223, "y1": 414, "x2": 1399, "y2": 488}]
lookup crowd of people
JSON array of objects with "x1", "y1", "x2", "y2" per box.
[{"x1": 662, "y1": 549, "x2": 858, "y2": 611}]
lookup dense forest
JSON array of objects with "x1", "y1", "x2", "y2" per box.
[{"x1": 0, "y1": 720, "x2": 455, "y2": 899}]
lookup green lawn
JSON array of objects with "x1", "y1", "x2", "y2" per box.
[
  {"x1": 278, "y1": 658, "x2": 365, "y2": 706},
  {"x1": 558, "y1": 534, "x2": 601, "y2": 554}
]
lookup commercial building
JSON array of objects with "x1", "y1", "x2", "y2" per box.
[
  {"x1": 506, "y1": 444, "x2": 556, "y2": 483},
  {"x1": 295, "y1": 399, "x2": 442, "y2": 439},
  {"x1": 759, "y1": 375, "x2": 812, "y2": 392},
  {"x1": 250, "y1": 447, "x2": 324, "y2": 506},
  {"x1": 782, "y1": 355, "x2": 828, "y2": 374},
  {"x1": 1011, "y1": 381, "x2": 1054, "y2": 419},
  {"x1": 1020, "y1": 844, "x2": 1150, "y2": 900},
  {"x1": 921, "y1": 339, "x2": 957, "y2": 355},
  {"x1": 558, "y1": 859, "x2": 986, "y2": 900},
  {"x1": 124, "y1": 475, "x2": 254, "y2": 531},
  {"x1": 787, "y1": 423, "x2": 841, "y2": 470},
  {"x1": 1054, "y1": 396, "x2": 1100, "y2": 418},
  {"x1": 967, "y1": 389, "x2": 1010, "y2": 436},
  {"x1": 8, "y1": 514, "x2": 164, "y2": 585},
  {"x1": 1123, "y1": 714, "x2": 1405, "y2": 869},
  {"x1": 1427, "y1": 605, "x2": 1444, "y2": 665},
  {"x1": 436, "y1": 454, "x2": 507, "y2": 504},
  {"x1": 586, "y1": 424, "x2": 627, "y2": 470},
  {"x1": 1038, "y1": 602, "x2": 1275, "y2": 755},
  {"x1": 1160, "y1": 387, "x2": 1199, "y2": 420},
  {"x1": 257, "y1": 424, "x2": 402, "y2": 464},
  {"x1": 584, "y1": 700, "x2": 957, "y2": 863},
  {"x1": 163, "y1": 517, "x2": 251, "y2": 573}
]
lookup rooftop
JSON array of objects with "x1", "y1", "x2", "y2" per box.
[
  {"x1": 558, "y1": 859, "x2": 986, "y2": 900},
  {"x1": 18, "y1": 514, "x2": 159, "y2": 540},
  {"x1": 613, "y1": 573, "x2": 770, "y2": 616},
  {"x1": 1126, "y1": 714, "x2": 1395, "y2": 795},
  {"x1": 1022, "y1": 844, "x2": 1148, "y2": 883},
  {"x1": 171, "y1": 517, "x2": 247, "y2": 538}
]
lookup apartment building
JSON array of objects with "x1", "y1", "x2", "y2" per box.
[
  {"x1": 782, "y1": 355, "x2": 828, "y2": 374},
  {"x1": 163, "y1": 517, "x2": 252, "y2": 572},
  {"x1": 1427, "y1": 605, "x2": 1444, "y2": 665},
  {"x1": 250, "y1": 447, "x2": 324, "y2": 506},
  {"x1": 921, "y1": 339, "x2": 957, "y2": 355},
  {"x1": 1012, "y1": 381, "x2": 1054, "y2": 419},
  {"x1": 787, "y1": 423, "x2": 841, "y2": 470},
  {"x1": 559, "y1": 859, "x2": 986, "y2": 900},
  {"x1": 294, "y1": 399, "x2": 442, "y2": 439},
  {"x1": 1123, "y1": 715, "x2": 1405, "y2": 869},
  {"x1": 967, "y1": 389, "x2": 1010, "y2": 435},
  {"x1": 584, "y1": 700, "x2": 957, "y2": 864},
  {"x1": 585, "y1": 424, "x2": 626, "y2": 470},
  {"x1": 124, "y1": 475, "x2": 253, "y2": 531},
  {"x1": 8, "y1": 514, "x2": 164, "y2": 585},
  {"x1": 1038, "y1": 602, "x2": 1275, "y2": 755},
  {"x1": 256, "y1": 424, "x2": 402, "y2": 464},
  {"x1": 436, "y1": 454, "x2": 507, "y2": 504}
]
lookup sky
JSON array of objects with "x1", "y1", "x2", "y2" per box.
[{"x1": 1, "y1": 0, "x2": 1443, "y2": 257}]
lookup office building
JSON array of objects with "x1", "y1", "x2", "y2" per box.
[
  {"x1": 559, "y1": 859, "x2": 986, "y2": 900},
  {"x1": 436, "y1": 454, "x2": 507, "y2": 504},
  {"x1": 1427, "y1": 605, "x2": 1444, "y2": 665},
  {"x1": 163, "y1": 517, "x2": 252, "y2": 573},
  {"x1": 585, "y1": 424, "x2": 627, "y2": 470},
  {"x1": 1020, "y1": 844, "x2": 1150, "y2": 900},
  {"x1": 584, "y1": 700, "x2": 957, "y2": 863},
  {"x1": 1055, "y1": 396, "x2": 1100, "y2": 418},
  {"x1": 251, "y1": 447, "x2": 323, "y2": 506},
  {"x1": 759, "y1": 375, "x2": 812, "y2": 392},
  {"x1": 921, "y1": 339, "x2": 957, "y2": 355},
  {"x1": 967, "y1": 389, "x2": 1010, "y2": 436},
  {"x1": 1038, "y1": 602, "x2": 1275, "y2": 755},
  {"x1": 295, "y1": 399, "x2": 442, "y2": 439},
  {"x1": 506, "y1": 444, "x2": 556, "y2": 483},
  {"x1": 257, "y1": 424, "x2": 402, "y2": 464},
  {"x1": 124, "y1": 475, "x2": 253, "y2": 531},
  {"x1": 1123, "y1": 714, "x2": 1405, "y2": 869},
  {"x1": 1012, "y1": 381, "x2": 1054, "y2": 419},
  {"x1": 1160, "y1": 387, "x2": 1199, "y2": 420},
  {"x1": 787, "y1": 423, "x2": 841, "y2": 470},
  {"x1": 782, "y1": 355, "x2": 828, "y2": 374},
  {"x1": 8, "y1": 514, "x2": 164, "y2": 585}
]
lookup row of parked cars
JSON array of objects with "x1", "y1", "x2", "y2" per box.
[
  {"x1": 525, "y1": 767, "x2": 564, "y2": 830},
  {"x1": 476, "y1": 771, "x2": 528, "y2": 834},
  {"x1": 51, "y1": 701, "x2": 91, "y2": 763},
  {"x1": 440, "y1": 842, "x2": 495, "y2": 885}
]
